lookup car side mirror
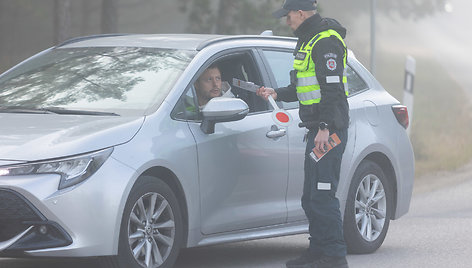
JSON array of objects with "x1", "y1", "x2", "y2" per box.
[{"x1": 200, "y1": 97, "x2": 249, "y2": 134}]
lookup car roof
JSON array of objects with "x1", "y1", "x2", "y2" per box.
[
  {"x1": 56, "y1": 33, "x2": 357, "y2": 60},
  {"x1": 56, "y1": 33, "x2": 297, "y2": 51}
]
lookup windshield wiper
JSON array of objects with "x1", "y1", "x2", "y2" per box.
[
  {"x1": 41, "y1": 107, "x2": 120, "y2": 116},
  {"x1": 0, "y1": 106, "x2": 57, "y2": 114},
  {"x1": 0, "y1": 106, "x2": 120, "y2": 116}
]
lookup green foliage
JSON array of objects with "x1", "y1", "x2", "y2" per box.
[
  {"x1": 177, "y1": 0, "x2": 448, "y2": 35},
  {"x1": 177, "y1": 0, "x2": 292, "y2": 35}
]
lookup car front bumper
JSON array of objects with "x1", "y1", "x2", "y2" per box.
[{"x1": 0, "y1": 156, "x2": 136, "y2": 257}]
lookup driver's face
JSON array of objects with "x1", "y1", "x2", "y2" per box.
[{"x1": 195, "y1": 67, "x2": 222, "y2": 106}]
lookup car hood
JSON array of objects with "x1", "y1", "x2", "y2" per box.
[{"x1": 0, "y1": 114, "x2": 145, "y2": 162}]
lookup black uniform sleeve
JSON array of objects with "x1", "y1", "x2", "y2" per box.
[
  {"x1": 275, "y1": 83, "x2": 298, "y2": 103},
  {"x1": 312, "y1": 36, "x2": 347, "y2": 127}
]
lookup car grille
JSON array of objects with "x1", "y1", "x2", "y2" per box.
[{"x1": 0, "y1": 189, "x2": 44, "y2": 242}]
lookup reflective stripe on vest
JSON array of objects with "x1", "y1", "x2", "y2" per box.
[
  {"x1": 297, "y1": 71, "x2": 348, "y2": 87},
  {"x1": 297, "y1": 90, "x2": 321, "y2": 102},
  {"x1": 293, "y1": 29, "x2": 348, "y2": 106},
  {"x1": 297, "y1": 76, "x2": 318, "y2": 87}
]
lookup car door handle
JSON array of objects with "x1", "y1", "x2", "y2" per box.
[{"x1": 266, "y1": 126, "x2": 287, "y2": 139}]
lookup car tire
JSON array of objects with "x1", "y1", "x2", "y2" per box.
[
  {"x1": 343, "y1": 160, "x2": 392, "y2": 254},
  {"x1": 99, "y1": 176, "x2": 183, "y2": 268}
]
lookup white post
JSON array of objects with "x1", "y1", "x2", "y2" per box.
[{"x1": 403, "y1": 55, "x2": 416, "y2": 136}]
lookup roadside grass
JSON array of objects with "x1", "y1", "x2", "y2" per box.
[{"x1": 375, "y1": 52, "x2": 472, "y2": 177}]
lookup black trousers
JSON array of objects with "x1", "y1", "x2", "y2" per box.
[{"x1": 302, "y1": 128, "x2": 348, "y2": 257}]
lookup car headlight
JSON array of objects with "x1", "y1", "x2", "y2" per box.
[{"x1": 0, "y1": 148, "x2": 113, "y2": 190}]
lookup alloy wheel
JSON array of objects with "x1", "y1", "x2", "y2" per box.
[
  {"x1": 355, "y1": 174, "x2": 387, "y2": 242},
  {"x1": 128, "y1": 192, "x2": 176, "y2": 268}
]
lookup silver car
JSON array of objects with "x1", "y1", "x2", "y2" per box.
[{"x1": 0, "y1": 34, "x2": 414, "y2": 268}]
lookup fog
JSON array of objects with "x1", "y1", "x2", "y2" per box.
[
  {"x1": 375, "y1": 0, "x2": 471, "y2": 98},
  {"x1": 0, "y1": 0, "x2": 459, "y2": 74},
  {"x1": 1, "y1": 0, "x2": 471, "y2": 175}
]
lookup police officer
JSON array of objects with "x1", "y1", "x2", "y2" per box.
[{"x1": 257, "y1": 0, "x2": 349, "y2": 267}]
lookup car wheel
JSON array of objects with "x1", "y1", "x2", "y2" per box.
[
  {"x1": 100, "y1": 176, "x2": 183, "y2": 268},
  {"x1": 343, "y1": 160, "x2": 392, "y2": 254}
]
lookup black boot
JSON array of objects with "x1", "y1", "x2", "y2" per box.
[
  {"x1": 286, "y1": 250, "x2": 321, "y2": 268},
  {"x1": 311, "y1": 255, "x2": 348, "y2": 268}
]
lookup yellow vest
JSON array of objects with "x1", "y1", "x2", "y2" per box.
[{"x1": 293, "y1": 29, "x2": 348, "y2": 105}]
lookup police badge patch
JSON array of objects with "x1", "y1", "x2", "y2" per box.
[
  {"x1": 326, "y1": 58, "x2": 337, "y2": 71},
  {"x1": 295, "y1": 52, "x2": 307, "y2": 61}
]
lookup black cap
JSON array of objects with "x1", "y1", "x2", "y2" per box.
[{"x1": 272, "y1": 0, "x2": 317, "y2": 18}]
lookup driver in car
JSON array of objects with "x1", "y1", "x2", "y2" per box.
[{"x1": 194, "y1": 63, "x2": 233, "y2": 109}]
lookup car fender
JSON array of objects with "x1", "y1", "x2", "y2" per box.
[{"x1": 110, "y1": 102, "x2": 200, "y2": 250}]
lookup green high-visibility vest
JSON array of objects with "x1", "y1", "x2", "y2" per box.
[{"x1": 293, "y1": 29, "x2": 348, "y2": 106}]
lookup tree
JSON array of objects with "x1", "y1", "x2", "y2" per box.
[
  {"x1": 101, "y1": 0, "x2": 118, "y2": 33},
  {"x1": 177, "y1": 0, "x2": 447, "y2": 35},
  {"x1": 177, "y1": 0, "x2": 290, "y2": 35},
  {"x1": 0, "y1": 1, "x2": 5, "y2": 66},
  {"x1": 54, "y1": 0, "x2": 72, "y2": 44}
]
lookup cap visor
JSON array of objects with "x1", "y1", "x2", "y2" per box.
[{"x1": 272, "y1": 8, "x2": 289, "y2": 18}]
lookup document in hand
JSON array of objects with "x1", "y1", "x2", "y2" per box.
[{"x1": 309, "y1": 133, "x2": 341, "y2": 162}]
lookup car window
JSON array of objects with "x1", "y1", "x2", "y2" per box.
[
  {"x1": 261, "y1": 50, "x2": 299, "y2": 110},
  {"x1": 262, "y1": 50, "x2": 370, "y2": 106},
  {"x1": 175, "y1": 51, "x2": 269, "y2": 121},
  {"x1": 171, "y1": 86, "x2": 200, "y2": 121},
  {"x1": 345, "y1": 64, "x2": 368, "y2": 95},
  {"x1": 218, "y1": 53, "x2": 269, "y2": 113}
]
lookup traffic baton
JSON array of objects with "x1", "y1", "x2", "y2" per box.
[{"x1": 232, "y1": 78, "x2": 292, "y2": 127}]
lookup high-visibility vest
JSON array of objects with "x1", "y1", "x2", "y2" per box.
[{"x1": 293, "y1": 29, "x2": 348, "y2": 106}]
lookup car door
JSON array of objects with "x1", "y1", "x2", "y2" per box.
[
  {"x1": 259, "y1": 48, "x2": 358, "y2": 222},
  {"x1": 184, "y1": 50, "x2": 289, "y2": 234},
  {"x1": 259, "y1": 49, "x2": 307, "y2": 221}
]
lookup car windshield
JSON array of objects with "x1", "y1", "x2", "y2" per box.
[{"x1": 0, "y1": 47, "x2": 196, "y2": 116}]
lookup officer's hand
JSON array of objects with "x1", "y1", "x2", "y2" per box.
[
  {"x1": 256, "y1": 86, "x2": 277, "y2": 101},
  {"x1": 314, "y1": 129, "x2": 330, "y2": 153}
]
